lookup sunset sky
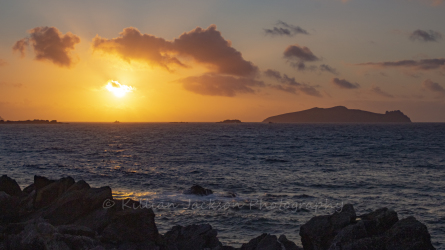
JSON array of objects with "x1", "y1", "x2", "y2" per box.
[{"x1": 0, "y1": 0, "x2": 444, "y2": 122}]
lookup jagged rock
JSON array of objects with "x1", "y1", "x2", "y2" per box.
[
  {"x1": 34, "y1": 175, "x2": 54, "y2": 190},
  {"x1": 240, "y1": 233, "x2": 282, "y2": 250},
  {"x1": 164, "y1": 224, "x2": 222, "y2": 250},
  {"x1": 359, "y1": 207, "x2": 399, "y2": 236},
  {"x1": 328, "y1": 221, "x2": 368, "y2": 250},
  {"x1": 0, "y1": 191, "x2": 20, "y2": 223},
  {"x1": 300, "y1": 204, "x2": 356, "y2": 250},
  {"x1": 57, "y1": 224, "x2": 97, "y2": 238},
  {"x1": 340, "y1": 237, "x2": 386, "y2": 250},
  {"x1": 101, "y1": 206, "x2": 159, "y2": 244},
  {"x1": 184, "y1": 185, "x2": 213, "y2": 196},
  {"x1": 278, "y1": 235, "x2": 302, "y2": 250},
  {"x1": 34, "y1": 176, "x2": 75, "y2": 209},
  {"x1": 385, "y1": 216, "x2": 435, "y2": 250},
  {"x1": 22, "y1": 183, "x2": 35, "y2": 194},
  {"x1": 0, "y1": 175, "x2": 22, "y2": 197}
]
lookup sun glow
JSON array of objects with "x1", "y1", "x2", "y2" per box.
[{"x1": 105, "y1": 80, "x2": 134, "y2": 98}]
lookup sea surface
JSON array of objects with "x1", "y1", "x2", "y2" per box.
[{"x1": 0, "y1": 123, "x2": 444, "y2": 248}]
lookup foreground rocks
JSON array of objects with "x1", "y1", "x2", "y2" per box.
[{"x1": 0, "y1": 175, "x2": 436, "y2": 250}]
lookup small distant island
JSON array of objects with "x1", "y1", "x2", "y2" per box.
[
  {"x1": 0, "y1": 118, "x2": 65, "y2": 124},
  {"x1": 263, "y1": 106, "x2": 412, "y2": 123},
  {"x1": 217, "y1": 119, "x2": 242, "y2": 123}
]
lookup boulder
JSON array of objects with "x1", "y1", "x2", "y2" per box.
[
  {"x1": 184, "y1": 185, "x2": 213, "y2": 196},
  {"x1": 385, "y1": 216, "x2": 435, "y2": 250},
  {"x1": 240, "y1": 233, "x2": 282, "y2": 250},
  {"x1": 164, "y1": 224, "x2": 222, "y2": 250},
  {"x1": 278, "y1": 235, "x2": 303, "y2": 250},
  {"x1": 34, "y1": 177, "x2": 75, "y2": 209},
  {"x1": 0, "y1": 175, "x2": 22, "y2": 197},
  {"x1": 328, "y1": 221, "x2": 369, "y2": 250},
  {"x1": 359, "y1": 207, "x2": 398, "y2": 236},
  {"x1": 300, "y1": 204, "x2": 356, "y2": 250},
  {"x1": 101, "y1": 206, "x2": 159, "y2": 244},
  {"x1": 0, "y1": 191, "x2": 20, "y2": 223}
]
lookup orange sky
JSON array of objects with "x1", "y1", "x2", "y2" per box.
[{"x1": 0, "y1": 0, "x2": 444, "y2": 122}]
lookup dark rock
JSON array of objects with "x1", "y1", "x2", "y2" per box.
[
  {"x1": 385, "y1": 216, "x2": 435, "y2": 250},
  {"x1": 43, "y1": 186, "x2": 112, "y2": 226},
  {"x1": 22, "y1": 183, "x2": 35, "y2": 195},
  {"x1": 278, "y1": 235, "x2": 302, "y2": 250},
  {"x1": 73, "y1": 207, "x2": 111, "y2": 233},
  {"x1": 101, "y1": 206, "x2": 159, "y2": 244},
  {"x1": 240, "y1": 233, "x2": 282, "y2": 250},
  {"x1": 0, "y1": 175, "x2": 22, "y2": 197},
  {"x1": 57, "y1": 224, "x2": 97, "y2": 238},
  {"x1": 34, "y1": 175, "x2": 54, "y2": 191},
  {"x1": 340, "y1": 237, "x2": 386, "y2": 250},
  {"x1": 34, "y1": 176, "x2": 75, "y2": 209},
  {"x1": 328, "y1": 221, "x2": 368, "y2": 250},
  {"x1": 299, "y1": 204, "x2": 356, "y2": 250},
  {"x1": 359, "y1": 207, "x2": 398, "y2": 236},
  {"x1": 164, "y1": 224, "x2": 222, "y2": 250},
  {"x1": 0, "y1": 191, "x2": 20, "y2": 223},
  {"x1": 184, "y1": 185, "x2": 213, "y2": 196}
]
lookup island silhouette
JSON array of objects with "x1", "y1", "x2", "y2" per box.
[
  {"x1": 0, "y1": 118, "x2": 64, "y2": 124},
  {"x1": 263, "y1": 106, "x2": 411, "y2": 123}
]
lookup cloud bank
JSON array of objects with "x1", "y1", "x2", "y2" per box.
[
  {"x1": 13, "y1": 27, "x2": 80, "y2": 67},
  {"x1": 264, "y1": 21, "x2": 309, "y2": 37},
  {"x1": 93, "y1": 25, "x2": 258, "y2": 77},
  {"x1": 410, "y1": 29, "x2": 442, "y2": 42},
  {"x1": 331, "y1": 78, "x2": 360, "y2": 89}
]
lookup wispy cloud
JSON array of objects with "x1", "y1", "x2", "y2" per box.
[
  {"x1": 357, "y1": 58, "x2": 445, "y2": 72},
  {"x1": 264, "y1": 69, "x2": 322, "y2": 97},
  {"x1": 13, "y1": 27, "x2": 80, "y2": 67},
  {"x1": 370, "y1": 86, "x2": 394, "y2": 98},
  {"x1": 422, "y1": 79, "x2": 445, "y2": 97},
  {"x1": 331, "y1": 78, "x2": 360, "y2": 89},
  {"x1": 410, "y1": 29, "x2": 442, "y2": 42},
  {"x1": 264, "y1": 21, "x2": 309, "y2": 37}
]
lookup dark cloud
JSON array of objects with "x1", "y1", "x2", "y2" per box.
[
  {"x1": 264, "y1": 69, "x2": 322, "y2": 97},
  {"x1": 284, "y1": 44, "x2": 319, "y2": 62},
  {"x1": 371, "y1": 86, "x2": 394, "y2": 98},
  {"x1": 357, "y1": 58, "x2": 445, "y2": 71},
  {"x1": 93, "y1": 25, "x2": 258, "y2": 77},
  {"x1": 178, "y1": 74, "x2": 264, "y2": 97},
  {"x1": 319, "y1": 64, "x2": 338, "y2": 75},
  {"x1": 331, "y1": 78, "x2": 360, "y2": 89},
  {"x1": 0, "y1": 59, "x2": 7, "y2": 67},
  {"x1": 422, "y1": 79, "x2": 445, "y2": 96},
  {"x1": 410, "y1": 29, "x2": 442, "y2": 42},
  {"x1": 264, "y1": 21, "x2": 309, "y2": 37},
  {"x1": 13, "y1": 27, "x2": 80, "y2": 67}
]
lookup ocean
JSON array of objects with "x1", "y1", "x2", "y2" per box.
[{"x1": 0, "y1": 123, "x2": 444, "y2": 248}]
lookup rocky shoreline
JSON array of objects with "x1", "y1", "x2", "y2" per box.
[{"x1": 0, "y1": 175, "x2": 436, "y2": 250}]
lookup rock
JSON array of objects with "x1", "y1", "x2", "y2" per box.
[
  {"x1": 73, "y1": 207, "x2": 111, "y2": 233},
  {"x1": 43, "y1": 185, "x2": 112, "y2": 226},
  {"x1": 34, "y1": 176, "x2": 75, "y2": 209},
  {"x1": 278, "y1": 235, "x2": 302, "y2": 250},
  {"x1": 340, "y1": 237, "x2": 386, "y2": 250},
  {"x1": 240, "y1": 233, "x2": 282, "y2": 250},
  {"x1": 164, "y1": 224, "x2": 222, "y2": 250},
  {"x1": 57, "y1": 224, "x2": 97, "y2": 238},
  {"x1": 359, "y1": 207, "x2": 398, "y2": 236},
  {"x1": 22, "y1": 183, "x2": 35, "y2": 194},
  {"x1": 385, "y1": 216, "x2": 435, "y2": 250},
  {"x1": 0, "y1": 175, "x2": 22, "y2": 197},
  {"x1": 299, "y1": 204, "x2": 356, "y2": 250},
  {"x1": 34, "y1": 175, "x2": 54, "y2": 190},
  {"x1": 184, "y1": 185, "x2": 213, "y2": 196},
  {"x1": 0, "y1": 191, "x2": 20, "y2": 223},
  {"x1": 101, "y1": 206, "x2": 159, "y2": 244},
  {"x1": 328, "y1": 221, "x2": 368, "y2": 250}
]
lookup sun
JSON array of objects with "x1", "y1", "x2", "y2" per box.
[{"x1": 105, "y1": 80, "x2": 134, "y2": 98}]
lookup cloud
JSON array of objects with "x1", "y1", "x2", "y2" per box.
[
  {"x1": 0, "y1": 59, "x2": 7, "y2": 67},
  {"x1": 264, "y1": 69, "x2": 322, "y2": 97},
  {"x1": 284, "y1": 44, "x2": 319, "y2": 62},
  {"x1": 422, "y1": 79, "x2": 445, "y2": 96},
  {"x1": 13, "y1": 27, "x2": 80, "y2": 67},
  {"x1": 357, "y1": 58, "x2": 445, "y2": 71},
  {"x1": 319, "y1": 64, "x2": 338, "y2": 75},
  {"x1": 178, "y1": 74, "x2": 264, "y2": 97},
  {"x1": 93, "y1": 25, "x2": 258, "y2": 77},
  {"x1": 410, "y1": 29, "x2": 442, "y2": 42},
  {"x1": 371, "y1": 86, "x2": 394, "y2": 98},
  {"x1": 331, "y1": 78, "x2": 360, "y2": 89},
  {"x1": 264, "y1": 21, "x2": 309, "y2": 37}
]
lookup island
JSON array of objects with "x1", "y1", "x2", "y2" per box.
[
  {"x1": 262, "y1": 106, "x2": 411, "y2": 123},
  {"x1": 217, "y1": 119, "x2": 242, "y2": 123},
  {"x1": 0, "y1": 119, "x2": 65, "y2": 124}
]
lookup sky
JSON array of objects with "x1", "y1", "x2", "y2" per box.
[{"x1": 0, "y1": 0, "x2": 444, "y2": 122}]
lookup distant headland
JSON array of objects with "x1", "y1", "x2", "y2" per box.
[
  {"x1": 263, "y1": 106, "x2": 412, "y2": 123},
  {"x1": 217, "y1": 119, "x2": 242, "y2": 123},
  {"x1": 0, "y1": 119, "x2": 65, "y2": 124}
]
